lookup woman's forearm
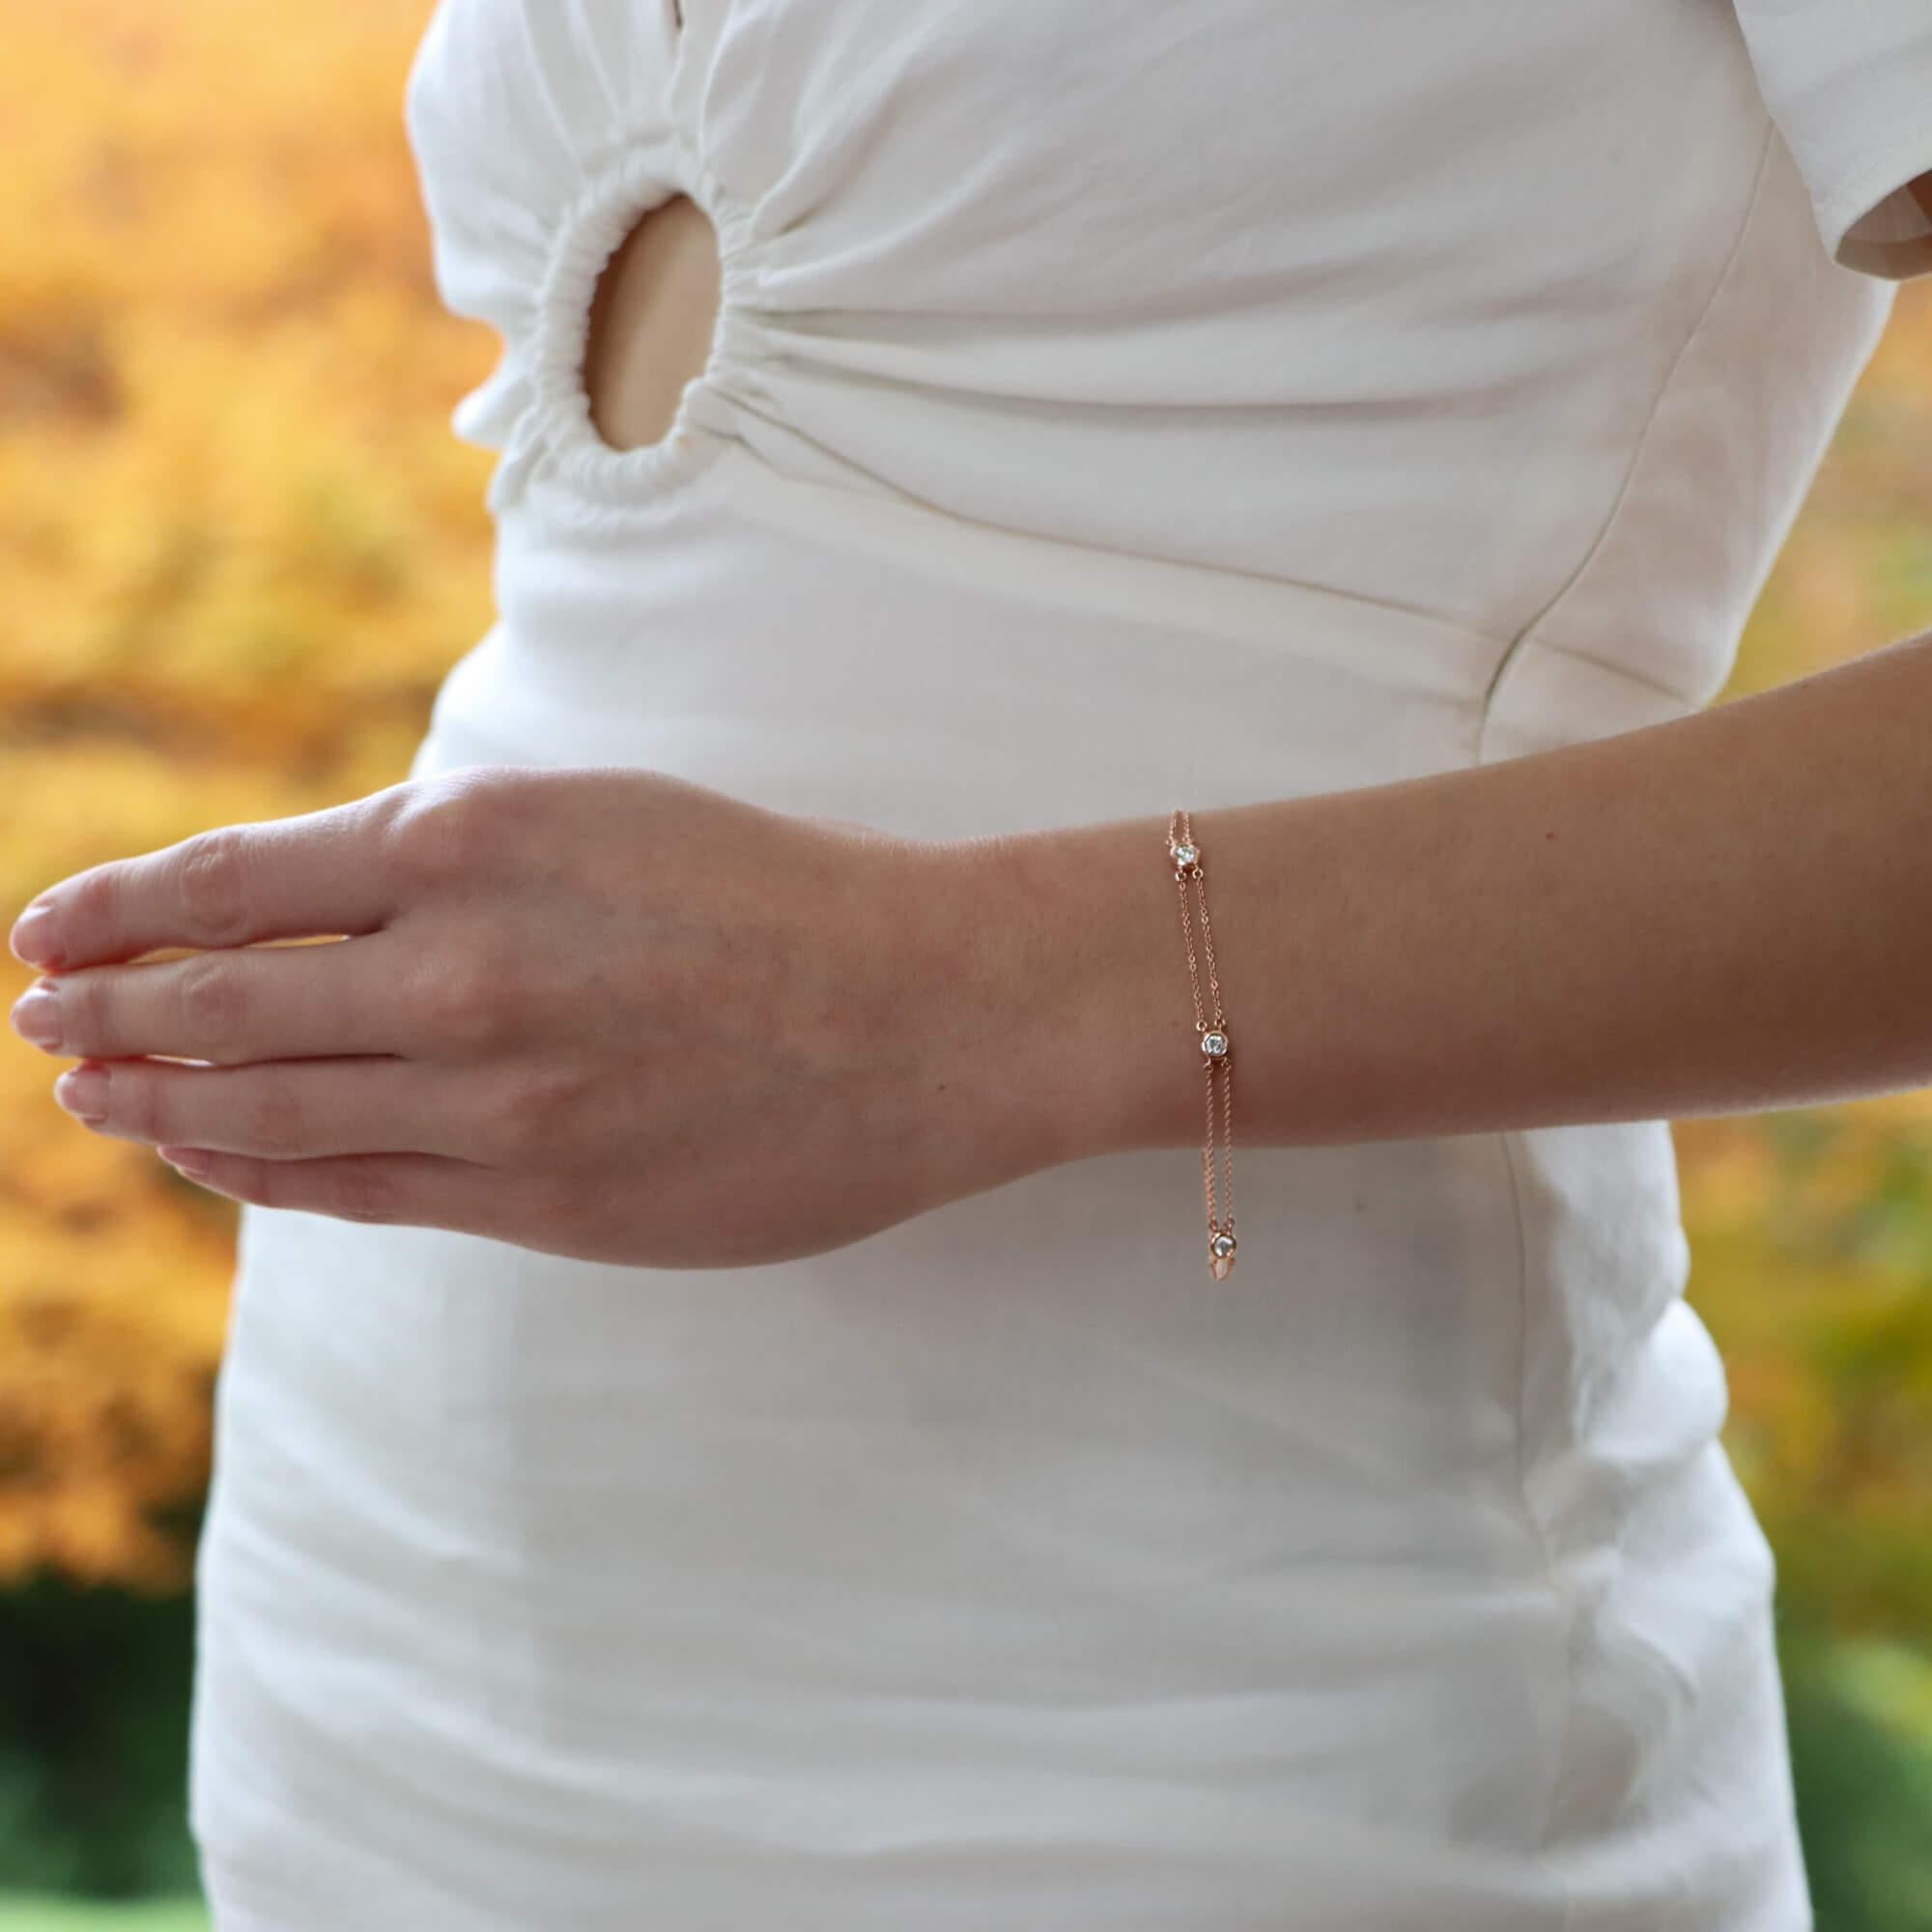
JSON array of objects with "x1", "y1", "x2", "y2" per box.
[{"x1": 948, "y1": 627, "x2": 1932, "y2": 1166}]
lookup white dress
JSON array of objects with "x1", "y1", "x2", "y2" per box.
[{"x1": 187, "y1": 3, "x2": 1932, "y2": 1925}]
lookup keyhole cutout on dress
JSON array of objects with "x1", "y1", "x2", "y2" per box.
[{"x1": 582, "y1": 192, "x2": 722, "y2": 457}]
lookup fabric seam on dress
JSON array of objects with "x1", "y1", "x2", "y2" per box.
[
  {"x1": 1475, "y1": 115, "x2": 1779, "y2": 762},
  {"x1": 1479, "y1": 117, "x2": 1779, "y2": 1932},
  {"x1": 1492, "y1": 1123, "x2": 1575, "y2": 1927},
  {"x1": 1522, "y1": 634, "x2": 1699, "y2": 709}
]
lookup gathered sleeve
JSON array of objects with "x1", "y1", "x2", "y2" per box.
[{"x1": 1732, "y1": 0, "x2": 1932, "y2": 280}]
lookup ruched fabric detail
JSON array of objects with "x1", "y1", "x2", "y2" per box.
[{"x1": 486, "y1": 136, "x2": 769, "y2": 510}]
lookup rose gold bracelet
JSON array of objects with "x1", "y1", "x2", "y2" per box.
[{"x1": 1168, "y1": 809, "x2": 1237, "y2": 1280}]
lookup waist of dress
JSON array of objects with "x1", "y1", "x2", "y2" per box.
[{"x1": 419, "y1": 437, "x2": 1698, "y2": 839}]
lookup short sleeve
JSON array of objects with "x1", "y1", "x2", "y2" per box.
[{"x1": 1731, "y1": 0, "x2": 1932, "y2": 280}]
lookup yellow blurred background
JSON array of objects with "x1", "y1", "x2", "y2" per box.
[{"x1": 2, "y1": 1, "x2": 1929, "y2": 1924}]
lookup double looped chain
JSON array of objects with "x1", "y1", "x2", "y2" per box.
[{"x1": 1168, "y1": 810, "x2": 1237, "y2": 1280}]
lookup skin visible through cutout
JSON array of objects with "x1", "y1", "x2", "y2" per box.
[{"x1": 582, "y1": 192, "x2": 722, "y2": 454}]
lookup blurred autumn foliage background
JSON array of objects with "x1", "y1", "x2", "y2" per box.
[{"x1": 2, "y1": 0, "x2": 1930, "y2": 1924}]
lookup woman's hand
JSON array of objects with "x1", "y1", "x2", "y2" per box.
[{"x1": 5, "y1": 766, "x2": 1065, "y2": 1267}]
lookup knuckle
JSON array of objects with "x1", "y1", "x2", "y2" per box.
[
  {"x1": 177, "y1": 829, "x2": 251, "y2": 947},
  {"x1": 243, "y1": 1070, "x2": 307, "y2": 1158},
  {"x1": 416, "y1": 946, "x2": 517, "y2": 1053},
  {"x1": 228, "y1": 1159, "x2": 280, "y2": 1208},
  {"x1": 328, "y1": 1159, "x2": 401, "y2": 1225},
  {"x1": 382, "y1": 772, "x2": 514, "y2": 884},
  {"x1": 179, "y1": 953, "x2": 248, "y2": 1054},
  {"x1": 65, "y1": 867, "x2": 122, "y2": 960},
  {"x1": 478, "y1": 1062, "x2": 589, "y2": 1160},
  {"x1": 58, "y1": 971, "x2": 105, "y2": 1048},
  {"x1": 121, "y1": 1069, "x2": 169, "y2": 1145}
]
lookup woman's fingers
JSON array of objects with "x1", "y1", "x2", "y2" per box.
[
  {"x1": 9, "y1": 787, "x2": 412, "y2": 971},
  {"x1": 15, "y1": 928, "x2": 417, "y2": 1065},
  {"x1": 51, "y1": 1052, "x2": 517, "y2": 1164},
  {"x1": 153, "y1": 1145, "x2": 559, "y2": 1244}
]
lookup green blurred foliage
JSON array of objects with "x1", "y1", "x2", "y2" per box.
[{"x1": 0, "y1": 1901, "x2": 207, "y2": 1930}]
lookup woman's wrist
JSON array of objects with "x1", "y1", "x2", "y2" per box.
[
  {"x1": 910, "y1": 815, "x2": 1201, "y2": 1176},
  {"x1": 924, "y1": 626, "x2": 1932, "y2": 1184}
]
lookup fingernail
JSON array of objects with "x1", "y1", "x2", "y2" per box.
[
  {"x1": 54, "y1": 1065, "x2": 107, "y2": 1122},
  {"x1": 11, "y1": 902, "x2": 63, "y2": 969},
  {"x1": 10, "y1": 982, "x2": 62, "y2": 1052},
  {"x1": 158, "y1": 1145, "x2": 212, "y2": 1179}
]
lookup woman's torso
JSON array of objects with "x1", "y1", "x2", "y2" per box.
[{"x1": 190, "y1": 3, "x2": 1898, "y2": 1924}]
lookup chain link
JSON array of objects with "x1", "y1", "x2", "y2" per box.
[{"x1": 1169, "y1": 809, "x2": 1237, "y2": 1280}]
